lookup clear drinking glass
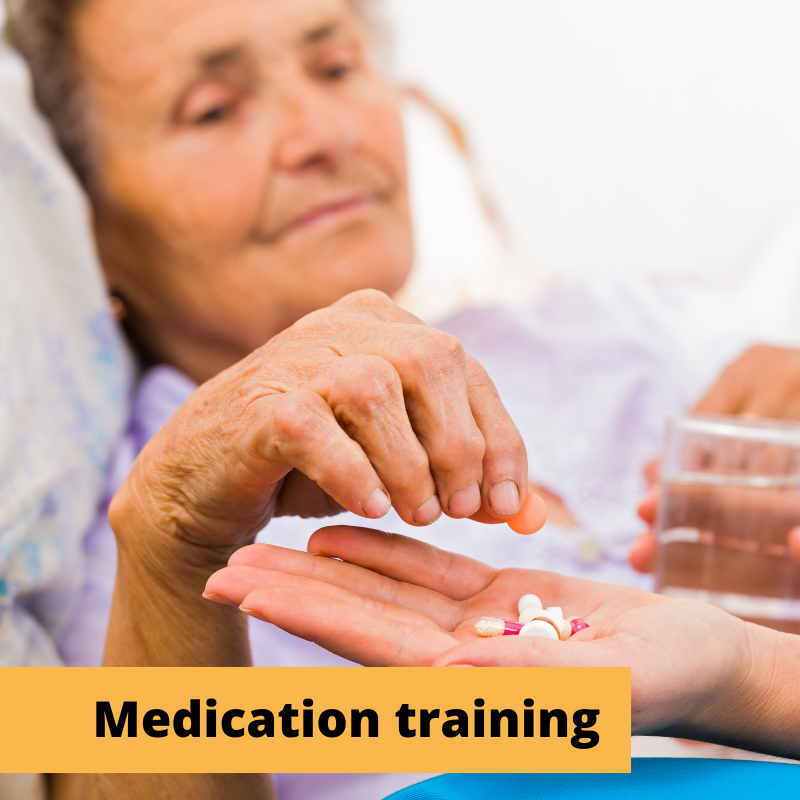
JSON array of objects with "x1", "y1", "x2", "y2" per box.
[{"x1": 654, "y1": 414, "x2": 800, "y2": 634}]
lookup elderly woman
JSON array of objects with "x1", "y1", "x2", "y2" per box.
[{"x1": 5, "y1": 0, "x2": 800, "y2": 796}]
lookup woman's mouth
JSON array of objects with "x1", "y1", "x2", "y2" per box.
[{"x1": 273, "y1": 194, "x2": 378, "y2": 241}]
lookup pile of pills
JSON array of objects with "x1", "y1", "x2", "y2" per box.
[{"x1": 474, "y1": 594, "x2": 590, "y2": 641}]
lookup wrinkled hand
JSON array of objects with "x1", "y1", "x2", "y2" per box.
[
  {"x1": 110, "y1": 290, "x2": 527, "y2": 555},
  {"x1": 630, "y1": 344, "x2": 800, "y2": 572},
  {"x1": 205, "y1": 526, "x2": 756, "y2": 737}
]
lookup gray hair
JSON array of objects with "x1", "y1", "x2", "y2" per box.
[
  {"x1": 6, "y1": 0, "x2": 96, "y2": 188},
  {"x1": 6, "y1": 0, "x2": 386, "y2": 193}
]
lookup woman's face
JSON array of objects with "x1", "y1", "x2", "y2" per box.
[{"x1": 74, "y1": 0, "x2": 412, "y2": 379}]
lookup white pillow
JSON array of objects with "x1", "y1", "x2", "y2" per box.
[{"x1": 0, "y1": 3, "x2": 132, "y2": 667}]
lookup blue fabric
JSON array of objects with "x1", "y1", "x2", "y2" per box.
[{"x1": 384, "y1": 759, "x2": 799, "y2": 800}]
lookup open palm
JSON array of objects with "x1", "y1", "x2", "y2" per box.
[{"x1": 205, "y1": 525, "x2": 757, "y2": 738}]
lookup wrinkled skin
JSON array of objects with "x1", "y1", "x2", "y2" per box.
[{"x1": 111, "y1": 290, "x2": 529, "y2": 556}]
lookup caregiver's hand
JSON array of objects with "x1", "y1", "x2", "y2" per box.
[
  {"x1": 630, "y1": 489, "x2": 800, "y2": 572},
  {"x1": 693, "y1": 344, "x2": 800, "y2": 421},
  {"x1": 111, "y1": 289, "x2": 527, "y2": 555},
  {"x1": 630, "y1": 344, "x2": 800, "y2": 572},
  {"x1": 206, "y1": 526, "x2": 800, "y2": 759}
]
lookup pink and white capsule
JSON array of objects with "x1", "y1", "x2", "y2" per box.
[
  {"x1": 570, "y1": 618, "x2": 590, "y2": 635},
  {"x1": 475, "y1": 618, "x2": 524, "y2": 637}
]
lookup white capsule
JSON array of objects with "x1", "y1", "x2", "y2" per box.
[
  {"x1": 545, "y1": 606, "x2": 563, "y2": 618},
  {"x1": 519, "y1": 620, "x2": 559, "y2": 639},
  {"x1": 518, "y1": 607, "x2": 545, "y2": 625},
  {"x1": 524, "y1": 609, "x2": 571, "y2": 640},
  {"x1": 517, "y1": 594, "x2": 543, "y2": 615}
]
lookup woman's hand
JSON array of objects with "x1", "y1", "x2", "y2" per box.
[
  {"x1": 111, "y1": 289, "x2": 528, "y2": 559},
  {"x1": 103, "y1": 289, "x2": 527, "y2": 669},
  {"x1": 205, "y1": 525, "x2": 784, "y2": 748}
]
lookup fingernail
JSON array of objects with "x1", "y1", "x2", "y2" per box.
[
  {"x1": 447, "y1": 664, "x2": 475, "y2": 667},
  {"x1": 363, "y1": 489, "x2": 391, "y2": 519},
  {"x1": 202, "y1": 592, "x2": 218, "y2": 600},
  {"x1": 488, "y1": 480, "x2": 520, "y2": 516},
  {"x1": 239, "y1": 605, "x2": 257, "y2": 618},
  {"x1": 448, "y1": 481, "x2": 481, "y2": 517},
  {"x1": 414, "y1": 494, "x2": 442, "y2": 526}
]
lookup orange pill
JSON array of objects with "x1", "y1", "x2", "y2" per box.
[{"x1": 507, "y1": 492, "x2": 548, "y2": 535}]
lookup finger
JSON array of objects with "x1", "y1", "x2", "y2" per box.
[
  {"x1": 643, "y1": 459, "x2": 660, "y2": 487},
  {"x1": 637, "y1": 486, "x2": 659, "y2": 525},
  {"x1": 749, "y1": 442, "x2": 794, "y2": 477},
  {"x1": 432, "y1": 634, "x2": 614, "y2": 668},
  {"x1": 745, "y1": 392, "x2": 800, "y2": 421},
  {"x1": 693, "y1": 364, "x2": 744, "y2": 416},
  {"x1": 324, "y1": 355, "x2": 440, "y2": 526},
  {"x1": 211, "y1": 541, "x2": 462, "y2": 626},
  {"x1": 628, "y1": 530, "x2": 657, "y2": 573},
  {"x1": 307, "y1": 526, "x2": 497, "y2": 600},
  {"x1": 320, "y1": 292, "x2": 524, "y2": 519},
  {"x1": 239, "y1": 585, "x2": 457, "y2": 666},
  {"x1": 789, "y1": 527, "x2": 800, "y2": 565},
  {"x1": 256, "y1": 388, "x2": 391, "y2": 520},
  {"x1": 464, "y1": 356, "x2": 527, "y2": 519},
  {"x1": 207, "y1": 563, "x2": 446, "y2": 633},
  {"x1": 371, "y1": 326, "x2": 487, "y2": 519}
]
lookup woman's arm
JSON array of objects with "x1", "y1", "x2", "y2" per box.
[
  {"x1": 52, "y1": 773, "x2": 272, "y2": 800},
  {"x1": 49, "y1": 291, "x2": 530, "y2": 799},
  {"x1": 50, "y1": 515, "x2": 274, "y2": 800}
]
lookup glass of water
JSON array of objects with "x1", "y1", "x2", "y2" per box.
[{"x1": 654, "y1": 414, "x2": 800, "y2": 634}]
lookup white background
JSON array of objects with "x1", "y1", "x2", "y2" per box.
[{"x1": 384, "y1": 0, "x2": 800, "y2": 283}]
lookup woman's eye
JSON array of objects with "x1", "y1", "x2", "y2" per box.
[
  {"x1": 324, "y1": 61, "x2": 354, "y2": 81},
  {"x1": 194, "y1": 104, "x2": 232, "y2": 125}
]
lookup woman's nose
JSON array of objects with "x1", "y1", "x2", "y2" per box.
[{"x1": 273, "y1": 79, "x2": 357, "y2": 173}]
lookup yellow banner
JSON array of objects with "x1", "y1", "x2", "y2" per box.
[{"x1": 0, "y1": 667, "x2": 630, "y2": 773}]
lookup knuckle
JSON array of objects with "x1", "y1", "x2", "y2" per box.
[
  {"x1": 337, "y1": 288, "x2": 393, "y2": 312},
  {"x1": 352, "y1": 368, "x2": 401, "y2": 410},
  {"x1": 334, "y1": 356, "x2": 402, "y2": 414},
  {"x1": 435, "y1": 429, "x2": 486, "y2": 472},
  {"x1": 273, "y1": 390, "x2": 326, "y2": 444},
  {"x1": 465, "y1": 355, "x2": 497, "y2": 392},
  {"x1": 409, "y1": 329, "x2": 466, "y2": 374},
  {"x1": 288, "y1": 306, "x2": 331, "y2": 334},
  {"x1": 463, "y1": 429, "x2": 487, "y2": 462},
  {"x1": 390, "y1": 452, "x2": 434, "y2": 496}
]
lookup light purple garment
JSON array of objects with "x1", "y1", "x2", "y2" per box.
[{"x1": 57, "y1": 276, "x2": 760, "y2": 800}]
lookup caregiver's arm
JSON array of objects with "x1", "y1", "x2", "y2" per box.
[
  {"x1": 436, "y1": 605, "x2": 800, "y2": 761},
  {"x1": 206, "y1": 527, "x2": 800, "y2": 760}
]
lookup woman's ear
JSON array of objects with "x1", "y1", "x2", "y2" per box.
[{"x1": 108, "y1": 294, "x2": 128, "y2": 321}]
